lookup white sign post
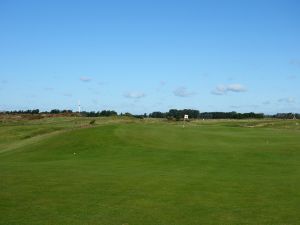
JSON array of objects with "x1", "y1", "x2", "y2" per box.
[{"x1": 183, "y1": 114, "x2": 189, "y2": 128}]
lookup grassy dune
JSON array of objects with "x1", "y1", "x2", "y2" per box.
[{"x1": 0, "y1": 118, "x2": 300, "y2": 224}]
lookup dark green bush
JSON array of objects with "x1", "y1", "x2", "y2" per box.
[{"x1": 89, "y1": 119, "x2": 96, "y2": 125}]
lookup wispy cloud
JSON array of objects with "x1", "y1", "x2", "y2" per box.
[
  {"x1": 124, "y1": 91, "x2": 146, "y2": 99},
  {"x1": 80, "y1": 76, "x2": 92, "y2": 82},
  {"x1": 160, "y1": 80, "x2": 166, "y2": 86},
  {"x1": 63, "y1": 93, "x2": 73, "y2": 97},
  {"x1": 278, "y1": 97, "x2": 295, "y2": 104},
  {"x1": 156, "y1": 80, "x2": 167, "y2": 92},
  {"x1": 287, "y1": 75, "x2": 297, "y2": 80},
  {"x1": 262, "y1": 100, "x2": 271, "y2": 105},
  {"x1": 26, "y1": 94, "x2": 37, "y2": 98},
  {"x1": 289, "y1": 59, "x2": 300, "y2": 67},
  {"x1": 92, "y1": 99, "x2": 99, "y2": 105},
  {"x1": 230, "y1": 105, "x2": 241, "y2": 109},
  {"x1": 211, "y1": 83, "x2": 246, "y2": 95},
  {"x1": 200, "y1": 73, "x2": 209, "y2": 78},
  {"x1": 230, "y1": 104, "x2": 259, "y2": 110},
  {"x1": 211, "y1": 85, "x2": 228, "y2": 95},
  {"x1": 173, "y1": 86, "x2": 195, "y2": 97},
  {"x1": 227, "y1": 84, "x2": 246, "y2": 92}
]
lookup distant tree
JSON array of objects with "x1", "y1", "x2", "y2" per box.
[
  {"x1": 133, "y1": 115, "x2": 144, "y2": 119},
  {"x1": 62, "y1": 109, "x2": 73, "y2": 114},
  {"x1": 149, "y1": 111, "x2": 166, "y2": 118},
  {"x1": 166, "y1": 109, "x2": 200, "y2": 120},
  {"x1": 50, "y1": 109, "x2": 60, "y2": 114},
  {"x1": 123, "y1": 112, "x2": 132, "y2": 117},
  {"x1": 274, "y1": 113, "x2": 296, "y2": 119},
  {"x1": 198, "y1": 111, "x2": 264, "y2": 119},
  {"x1": 31, "y1": 109, "x2": 39, "y2": 114},
  {"x1": 99, "y1": 110, "x2": 118, "y2": 117}
]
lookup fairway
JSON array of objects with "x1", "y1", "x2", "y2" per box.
[{"x1": 1, "y1": 118, "x2": 300, "y2": 225}]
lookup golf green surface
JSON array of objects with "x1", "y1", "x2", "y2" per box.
[{"x1": 1, "y1": 117, "x2": 300, "y2": 224}]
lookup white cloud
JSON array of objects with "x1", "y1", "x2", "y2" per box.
[
  {"x1": 124, "y1": 91, "x2": 146, "y2": 99},
  {"x1": 227, "y1": 84, "x2": 246, "y2": 92},
  {"x1": 80, "y1": 76, "x2": 92, "y2": 82},
  {"x1": 211, "y1": 83, "x2": 246, "y2": 95},
  {"x1": 173, "y1": 86, "x2": 195, "y2": 97}
]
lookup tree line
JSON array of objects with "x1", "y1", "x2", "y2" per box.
[
  {"x1": 149, "y1": 110, "x2": 267, "y2": 120},
  {"x1": 1, "y1": 109, "x2": 299, "y2": 120}
]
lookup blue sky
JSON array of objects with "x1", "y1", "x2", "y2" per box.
[{"x1": 0, "y1": 0, "x2": 299, "y2": 114}]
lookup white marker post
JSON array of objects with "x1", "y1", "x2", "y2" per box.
[{"x1": 183, "y1": 114, "x2": 189, "y2": 128}]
